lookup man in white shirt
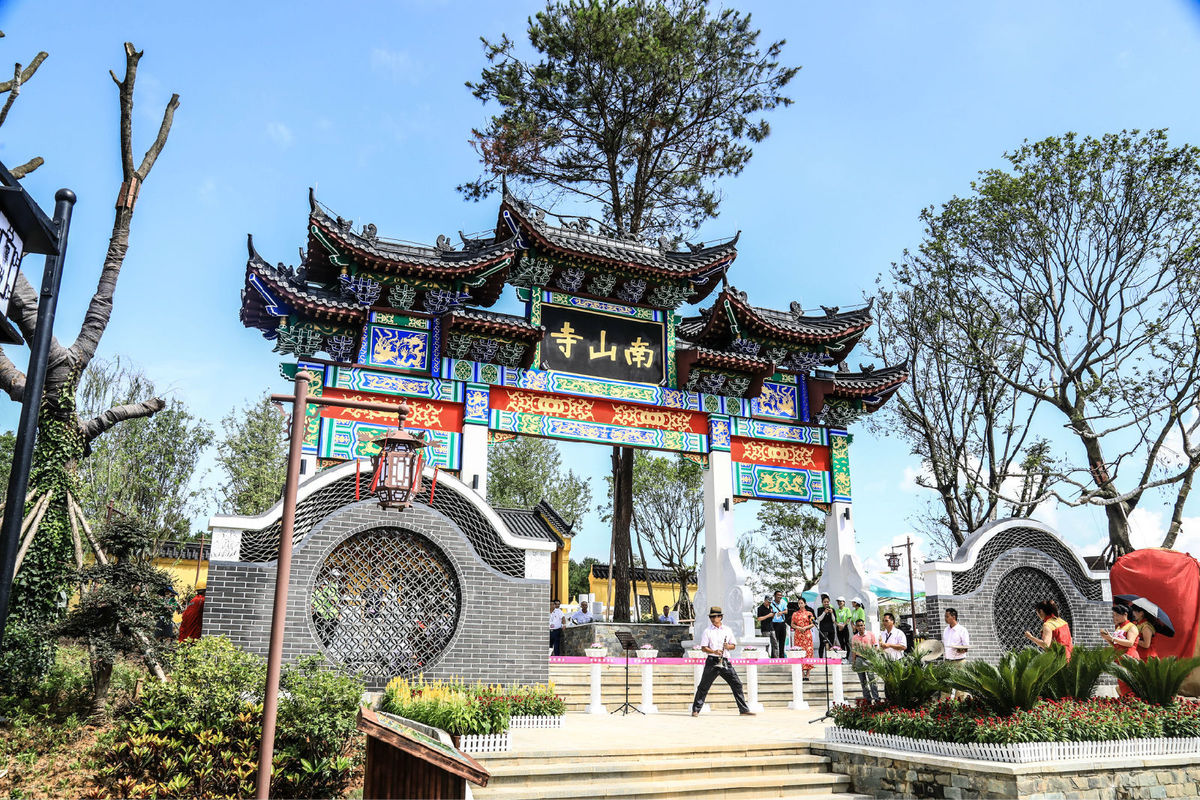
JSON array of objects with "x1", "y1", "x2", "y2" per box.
[
  {"x1": 549, "y1": 600, "x2": 565, "y2": 656},
  {"x1": 657, "y1": 605, "x2": 678, "y2": 624},
  {"x1": 942, "y1": 608, "x2": 969, "y2": 665},
  {"x1": 570, "y1": 600, "x2": 595, "y2": 625},
  {"x1": 879, "y1": 612, "x2": 908, "y2": 661},
  {"x1": 690, "y1": 606, "x2": 755, "y2": 717}
]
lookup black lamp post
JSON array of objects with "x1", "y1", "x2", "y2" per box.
[
  {"x1": 0, "y1": 160, "x2": 73, "y2": 648},
  {"x1": 887, "y1": 537, "x2": 917, "y2": 637}
]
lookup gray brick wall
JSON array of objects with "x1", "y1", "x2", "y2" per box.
[
  {"x1": 205, "y1": 499, "x2": 548, "y2": 690},
  {"x1": 926, "y1": 548, "x2": 1110, "y2": 664}
]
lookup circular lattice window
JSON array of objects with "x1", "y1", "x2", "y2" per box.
[
  {"x1": 992, "y1": 566, "x2": 1072, "y2": 653},
  {"x1": 310, "y1": 527, "x2": 461, "y2": 678}
]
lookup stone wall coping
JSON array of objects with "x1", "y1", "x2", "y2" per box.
[
  {"x1": 811, "y1": 741, "x2": 1199, "y2": 775},
  {"x1": 921, "y1": 515, "x2": 1108, "y2": 585},
  {"x1": 208, "y1": 459, "x2": 553, "y2": 552}
]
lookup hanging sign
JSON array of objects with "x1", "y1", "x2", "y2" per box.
[
  {"x1": 0, "y1": 207, "x2": 24, "y2": 323},
  {"x1": 539, "y1": 302, "x2": 666, "y2": 385}
]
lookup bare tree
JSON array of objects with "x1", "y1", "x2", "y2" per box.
[
  {"x1": 908, "y1": 130, "x2": 1200, "y2": 557},
  {"x1": 869, "y1": 271, "x2": 1052, "y2": 555},
  {"x1": 0, "y1": 31, "x2": 48, "y2": 178},
  {"x1": 0, "y1": 42, "x2": 179, "y2": 677}
]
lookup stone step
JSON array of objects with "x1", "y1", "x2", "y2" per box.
[
  {"x1": 484, "y1": 753, "x2": 835, "y2": 787},
  {"x1": 475, "y1": 770, "x2": 855, "y2": 800},
  {"x1": 479, "y1": 742, "x2": 815, "y2": 767}
]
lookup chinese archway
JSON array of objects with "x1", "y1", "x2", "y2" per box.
[{"x1": 239, "y1": 189, "x2": 908, "y2": 637}]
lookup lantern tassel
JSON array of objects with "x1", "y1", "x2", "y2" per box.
[
  {"x1": 369, "y1": 457, "x2": 384, "y2": 494},
  {"x1": 428, "y1": 464, "x2": 439, "y2": 504},
  {"x1": 355, "y1": 458, "x2": 361, "y2": 500}
]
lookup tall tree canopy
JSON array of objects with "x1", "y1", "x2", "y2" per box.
[
  {"x1": 738, "y1": 503, "x2": 825, "y2": 597},
  {"x1": 895, "y1": 130, "x2": 1200, "y2": 557},
  {"x1": 216, "y1": 393, "x2": 289, "y2": 517},
  {"x1": 463, "y1": 0, "x2": 797, "y2": 620},
  {"x1": 75, "y1": 359, "x2": 213, "y2": 540},
  {"x1": 487, "y1": 436, "x2": 592, "y2": 525},
  {"x1": 0, "y1": 41, "x2": 178, "y2": 681}
]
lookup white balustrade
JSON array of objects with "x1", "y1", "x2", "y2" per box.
[
  {"x1": 744, "y1": 662, "x2": 765, "y2": 713},
  {"x1": 586, "y1": 660, "x2": 606, "y2": 715},
  {"x1": 638, "y1": 661, "x2": 658, "y2": 714},
  {"x1": 788, "y1": 661, "x2": 808, "y2": 710},
  {"x1": 831, "y1": 661, "x2": 845, "y2": 704},
  {"x1": 691, "y1": 662, "x2": 711, "y2": 713}
]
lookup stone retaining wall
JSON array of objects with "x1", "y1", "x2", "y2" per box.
[
  {"x1": 814, "y1": 742, "x2": 1200, "y2": 799},
  {"x1": 561, "y1": 622, "x2": 692, "y2": 656}
]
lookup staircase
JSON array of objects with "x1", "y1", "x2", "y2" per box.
[
  {"x1": 474, "y1": 742, "x2": 869, "y2": 800},
  {"x1": 550, "y1": 663, "x2": 868, "y2": 712}
]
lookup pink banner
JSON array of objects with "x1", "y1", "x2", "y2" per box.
[{"x1": 549, "y1": 656, "x2": 841, "y2": 666}]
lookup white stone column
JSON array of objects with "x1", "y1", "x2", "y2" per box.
[
  {"x1": 699, "y1": 439, "x2": 756, "y2": 640},
  {"x1": 831, "y1": 662, "x2": 845, "y2": 704},
  {"x1": 821, "y1": 501, "x2": 879, "y2": 629},
  {"x1": 788, "y1": 661, "x2": 808, "y2": 710},
  {"x1": 460, "y1": 423, "x2": 488, "y2": 500},
  {"x1": 586, "y1": 661, "x2": 606, "y2": 715},
  {"x1": 638, "y1": 662, "x2": 658, "y2": 714},
  {"x1": 745, "y1": 662, "x2": 765, "y2": 713}
]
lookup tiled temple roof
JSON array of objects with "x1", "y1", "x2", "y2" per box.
[
  {"x1": 494, "y1": 500, "x2": 575, "y2": 545},
  {"x1": 241, "y1": 235, "x2": 367, "y2": 334},
  {"x1": 443, "y1": 307, "x2": 544, "y2": 341},
  {"x1": 591, "y1": 562, "x2": 695, "y2": 584},
  {"x1": 679, "y1": 286, "x2": 874, "y2": 350},
  {"x1": 829, "y1": 363, "x2": 909, "y2": 405}
]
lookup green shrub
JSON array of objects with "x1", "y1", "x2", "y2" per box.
[
  {"x1": 381, "y1": 677, "x2": 510, "y2": 736},
  {"x1": 852, "y1": 645, "x2": 949, "y2": 709},
  {"x1": 944, "y1": 646, "x2": 1066, "y2": 716},
  {"x1": 1109, "y1": 655, "x2": 1200, "y2": 706},
  {"x1": 1161, "y1": 700, "x2": 1200, "y2": 737},
  {"x1": 92, "y1": 636, "x2": 363, "y2": 799},
  {"x1": 1042, "y1": 644, "x2": 1112, "y2": 701}
]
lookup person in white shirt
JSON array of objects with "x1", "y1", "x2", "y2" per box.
[
  {"x1": 570, "y1": 600, "x2": 595, "y2": 625},
  {"x1": 690, "y1": 606, "x2": 754, "y2": 717},
  {"x1": 549, "y1": 600, "x2": 565, "y2": 656},
  {"x1": 657, "y1": 605, "x2": 678, "y2": 624},
  {"x1": 942, "y1": 608, "x2": 969, "y2": 664},
  {"x1": 879, "y1": 612, "x2": 908, "y2": 662}
]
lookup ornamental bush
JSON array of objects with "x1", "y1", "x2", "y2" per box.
[
  {"x1": 852, "y1": 645, "x2": 949, "y2": 709},
  {"x1": 382, "y1": 677, "x2": 564, "y2": 735},
  {"x1": 830, "y1": 696, "x2": 1198, "y2": 745},
  {"x1": 1041, "y1": 645, "x2": 1112, "y2": 701},
  {"x1": 1109, "y1": 655, "x2": 1200, "y2": 706},
  {"x1": 944, "y1": 646, "x2": 1066, "y2": 716},
  {"x1": 92, "y1": 636, "x2": 363, "y2": 799}
]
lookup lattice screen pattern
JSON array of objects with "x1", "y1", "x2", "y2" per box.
[
  {"x1": 310, "y1": 527, "x2": 461, "y2": 678},
  {"x1": 236, "y1": 473, "x2": 528, "y2": 578},
  {"x1": 992, "y1": 567, "x2": 1072, "y2": 653},
  {"x1": 953, "y1": 527, "x2": 1102, "y2": 600}
]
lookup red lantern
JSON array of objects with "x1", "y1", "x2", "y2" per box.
[{"x1": 368, "y1": 402, "x2": 429, "y2": 510}]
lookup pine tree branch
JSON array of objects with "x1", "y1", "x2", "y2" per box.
[
  {"x1": 70, "y1": 43, "x2": 179, "y2": 368},
  {"x1": 81, "y1": 396, "x2": 165, "y2": 441}
]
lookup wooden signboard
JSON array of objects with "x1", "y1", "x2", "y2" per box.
[{"x1": 357, "y1": 708, "x2": 489, "y2": 800}]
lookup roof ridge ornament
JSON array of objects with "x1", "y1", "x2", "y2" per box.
[
  {"x1": 435, "y1": 234, "x2": 456, "y2": 254},
  {"x1": 820, "y1": 305, "x2": 839, "y2": 316}
]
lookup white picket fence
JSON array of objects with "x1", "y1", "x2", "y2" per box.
[
  {"x1": 510, "y1": 714, "x2": 565, "y2": 729},
  {"x1": 458, "y1": 732, "x2": 511, "y2": 753},
  {"x1": 826, "y1": 727, "x2": 1200, "y2": 764}
]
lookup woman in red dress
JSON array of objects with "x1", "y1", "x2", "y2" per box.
[
  {"x1": 1130, "y1": 606, "x2": 1159, "y2": 660},
  {"x1": 1025, "y1": 599, "x2": 1073, "y2": 660},
  {"x1": 790, "y1": 603, "x2": 816, "y2": 676},
  {"x1": 1101, "y1": 603, "x2": 1140, "y2": 696}
]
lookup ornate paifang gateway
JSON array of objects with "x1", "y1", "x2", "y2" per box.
[{"x1": 239, "y1": 189, "x2": 908, "y2": 639}]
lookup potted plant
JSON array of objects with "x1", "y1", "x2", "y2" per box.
[
  {"x1": 584, "y1": 641, "x2": 608, "y2": 658},
  {"x1": 636, "y1": 643, "x2": 659, "y2": 659},
  {"x1": 740, "y1": 645, "x2": 767, "y2": 660},
  {"x1": 785, "y1": 647, "x2": 807, "y2": 660}
]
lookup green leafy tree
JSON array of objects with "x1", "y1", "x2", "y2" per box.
[
  {"x1": 55, "y1": 518, "x2": 175, "y2": 719},
  {"x1": 463, "y1": 0, "x2": 798, "y2": 620},
  {"x1": 487, "y1": 436, "x2": 592, "y2": 524},
  {"x1": 75, "y1": 359, "x2": 213, "y2": 540},
  {"x1": 738, "y1": 502, "x2": 825, "y2": 597},
  {"x1": 895, "y1": 130, "x2": 1200, "y2": 556},
  {"x1": 215, "y1": 393, "x2": 289, "y2": 516},
  {"x1": 0, "y1": 42, "x2": 179, "y2": 682},
  {"x1": 568, "y1": 556, "x2": 598, "y2": 601}
]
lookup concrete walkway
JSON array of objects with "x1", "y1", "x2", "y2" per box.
[{"x1": 496, "y1": 708, "x2": 836, "y2": 757}]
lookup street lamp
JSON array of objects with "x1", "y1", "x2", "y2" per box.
[
  {"x1": 368, "y1": 402, "x2": 428, "y2": 510},
  {"x1": 887, "y1": 537, "x2": 918, "y2": 639},
  {"x1": 0, "y1": 159, "x2": 73, "y2": 649}
]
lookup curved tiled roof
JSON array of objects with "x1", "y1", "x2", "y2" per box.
[
  {"x1": 498, "y1": 192, "x2": 737, "y2": 278},
  {"x1": 590, "y1": 562, "x2": 695, "y2": 584},
  {"x1": 829, "y1": 363, "x2": 909, "y2": 401},
  {"x1": 493, "y1": 500, "x2": 575, "y2": 545},
  {"x1": 444, "y1": 307, "x2": 544, "y2": 341},
  {"x1": 241, "y1": 236, "x2": 367, "y2": 333},
  {"x1": 679, "y1": 287, "x2": 874, "y2": 347}
]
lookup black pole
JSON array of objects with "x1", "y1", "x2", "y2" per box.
[{"x1": 0, "y1": 188, "x2": 75, "y2": 649}]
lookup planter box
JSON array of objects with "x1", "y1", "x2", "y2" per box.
[
  {"x1": 454, "y1": 732, "x2": 511, "y2": 753},
  {"x1": 825, "y1": 726, "x2": 1200, "y2": 764},
  {"x1": 740, "y1": 648, "x2": 767, "y2": 660},
  {"x1": 636, "y1": 650, "x2": 659, "y2": 659},
  {"x1": 584, "y1": 648, "x2": 607, "y2": 658},
  {"x1": 785, "y1": 650, "x2": 807, "y2": 659},
  {"x1": 510, "y1": 714, "x2": 565, "y2": 729},
  {"x1": 688, "y1": 651, "x2": 707, "y2": 660}
]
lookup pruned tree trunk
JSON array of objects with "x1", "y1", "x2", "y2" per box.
[
  {"x1": 610, "y1": 447, "x2": 633, "y2": 622},
  {"x1": 90, "y1": 658, "x2": 113, "y2": 721},
  {"x1": 635, "y1": 525, "x2": 657, "y2": 621}
]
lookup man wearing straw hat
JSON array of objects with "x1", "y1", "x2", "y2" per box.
[{"x1": 691, "y1": 606, "x2": 755, "y2": 717}]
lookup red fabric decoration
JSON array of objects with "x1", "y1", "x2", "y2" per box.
[{"x1": 1110, "y1": 548, "x2": 1200, "y2": 693}]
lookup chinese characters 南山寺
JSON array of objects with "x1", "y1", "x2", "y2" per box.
[
  {"x1": 624, "y1": 336, "x2": 653, "y2": 368},
  {"x1": 589, "y1": 330, "x2": 618, "y2": 361}
]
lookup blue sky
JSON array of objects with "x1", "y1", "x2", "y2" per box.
[{"x1": 2, "y1": 1, "x2": 1200, "y2": 585}]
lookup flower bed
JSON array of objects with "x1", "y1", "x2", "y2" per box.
[
  {"x1": 381, "y1": 677, "x2": 565, "y2": 741},
  {"x1": 829, "y1": 696, "x2": 1200, "y2": 753}
]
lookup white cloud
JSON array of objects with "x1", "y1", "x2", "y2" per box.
[
  {"x1": 266, "y1": 122, "x2": 294, "y2": 148},
  {"x1": 370, "y1": 48, "x2": 422, "y2": 84},
  {"x1": 899, "y1": 464, "x2": 928, "y2": 493}
]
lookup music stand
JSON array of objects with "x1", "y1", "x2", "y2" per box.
[{"x1": 611, "y1": 631, "x2": 644, "y2": 715}]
